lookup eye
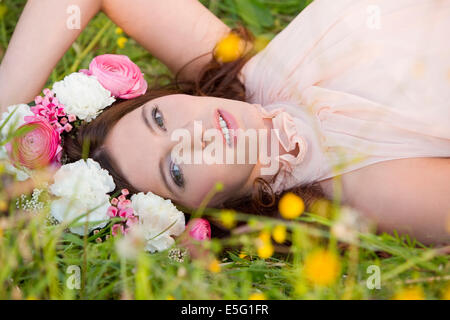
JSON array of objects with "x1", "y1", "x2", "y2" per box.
[
  {"x1": 152, "y1": 106, "x2": 166, "y2": 131},
  {"x1": 170, "y1": 162, "x2": 184, "y2": 188}
]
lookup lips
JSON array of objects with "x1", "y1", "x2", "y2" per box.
[{"x1": 215, "y1": 109, "x2": 239, "y2": 146}]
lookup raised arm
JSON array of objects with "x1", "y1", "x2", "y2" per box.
[
  {"x1": 101, "y1": 0, "x2": 230, "y2": 79},
  {"x1": 0, "y1": 0, "x2": 230, "y2": 110},
  {"x1": 0, "y1": 0, "x2": 102, "y2": 109}
]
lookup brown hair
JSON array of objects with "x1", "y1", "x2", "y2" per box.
[{"x1": 62, "y1": 26, "x2": 323, "y2": 229}]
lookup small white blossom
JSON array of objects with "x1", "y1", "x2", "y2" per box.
[
  {"x1": 49, "y1": 159, "x2": 115, "y2": 235},
  {"x1": 16, "y1": 188, "x2": 46, "y2": 213},
  {"x1": 131, "y1": 192, "x2": 186, "y2": 253},
  {"x1": 53, "y1": 72, "x2": 115, "y2": 122}
]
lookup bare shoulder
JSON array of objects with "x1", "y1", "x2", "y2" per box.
[{"x1": 319, "y1": 158, "x2": 450, "y2": 244}]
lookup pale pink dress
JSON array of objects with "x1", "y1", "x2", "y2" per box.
[{"x1": 239, "y1": 0, "x2": 450, "y2": 193}]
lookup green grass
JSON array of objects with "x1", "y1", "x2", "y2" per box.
[{"x1": 0, "y1": 0, "x2": 449, "y2": 300}]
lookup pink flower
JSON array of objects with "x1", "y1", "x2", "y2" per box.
[
  {"x1": 111, "y1": 198, "x2": 119, "y2": 206},
  {"x1": 68, "y1": 114, "x2": 77, "y2": 122},
  {"x1": 63, "y1": 123, "x2": 73, "y2": 132},
  {"x1": 118, "y1": 207, "x2": 134, "y2": 219},
  {"x1": 107, "y1": 206, "x2": 118, "y2": 218},
  {"x1": 125, "y1": 215, "x2": 138, "y2": 228},
  {"x1": 121, "y1": 189, "x2": 129, "y2": 196},
  {"x1": 7, "y1": 118, "x2": 61, "y2": 169},
  {"x1": 188, "y1": 218, "x2": 211, "y2": 241},
  {"x1": 117, "y1": 199, "x2": 131, "y2": 210},
  {"x1": 84, "y1": 54, "x2": 147, "y2": 99}
]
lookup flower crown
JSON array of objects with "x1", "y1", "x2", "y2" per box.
[{"x1": 1, "y1": 54, "x2": 210, "y2": 253}]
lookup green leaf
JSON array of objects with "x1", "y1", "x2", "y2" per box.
[{"x1": 234, "y1": 0, "x2": 274, "y2": 30}]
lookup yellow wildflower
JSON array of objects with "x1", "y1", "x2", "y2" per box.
[
  {"x1": 303, "y1": 249, "x2": 341, "y2": 286},
  {"x1": 279, "y1": 192, "x2": 304, "y2": 219},
  {"x1": 117, "y1": 37, "x2": 128, "y2": 49},
  {"x1": 392, "y1": 286, "x2": 425, "y2": 300},
  {"x1": 208, "y1": 259, "x2": 221, "y2": 273},
  {"x1": 166, "y1": 295, "x2": 175, "y2": 300},
  {"x1": 220, "y1": 209, "x2": 236, "y2": 229},
  {"x1": 257, "y1": 241, "x2": 274, "y2": 259},
  {"x1": 249, "y1": 292, "x2": 266, "y2": 300},
  {"x1": 214, "y1": 33, "x2": 245, "y2": 63},
  {"x1": 258, "y1": 230, "x2": 271, "y2": 243},
  {"x1": 115, "y1": 27, "x2": 123, "y2": 35},
  {"x1": 238, "y1": 252, "x2": 248, "y2": 259},
  {"x1": 272, "y1": 225, "x2": 287, "y2": 244}
]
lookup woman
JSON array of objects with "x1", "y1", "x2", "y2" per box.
[{"x1": 0, "y1": 0, "x2": 449, "y2": 244}]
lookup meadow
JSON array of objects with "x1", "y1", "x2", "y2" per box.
[{"x1": 0, "y1": 0, "x2": 449, "y2": 300}]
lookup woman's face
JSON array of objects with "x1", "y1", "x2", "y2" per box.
[{"x1": 105, "y1": 94, "x2": 267, "y2": 208}]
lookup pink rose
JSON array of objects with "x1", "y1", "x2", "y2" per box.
[
  {"x1": 7, "y1": 118, "x2": 61, "y2": 169},
  {"x1": 188, "y1": 218, "x2": 211, "y2": 241},
  {"x1": 82, "y1": 54, "x2": 148, "y2": 99}
]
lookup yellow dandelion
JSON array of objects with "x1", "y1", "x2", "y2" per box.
[
  {"x1": 272, "y1": 225, "x2": 287, "y2": 244},
  {"x1": 258, "y1": 230, "x2": 271, "y2": 243},
  {"x1": 392, "y1": 286, "x2": 425, "y2": 300},
  {"x1": 220, "y1": 209, "x2": 236, "y2": 229},
  {"x1": 166, "y1": 295, "x2": 175, "y2": 300},
  {"x1": 214, "y1": 33, "x2": 245, "y2": 63},
  {"x1": 257, "y1": 242, "x2": 274, "y2": 259},
  {"x1": 238, "y1": 252, "x2": 248, "y2": 259},
  {"x1": 115, "y1": 27, "x2": 123, "y2": 35},
  {"x1": 249, "y1": 292, "x2": 266, "y2": 300},
  {"x1": 117, "y1": 37, "x2": 128, "y2": 49},
  {"x1": 279, "y1": 192, "x2": 304, "y2": 220},
  {"x1": 208, "y1": 259, "x2": 221, "y2": 273},
  {"x1": 441, "y1": 284, "x2": 450, "y2": 300},
  {"x1": 303, "y1": 249, "x2": 341, "y2": 286}
]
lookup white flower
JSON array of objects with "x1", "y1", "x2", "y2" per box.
[
  {"x1": 49, "y1": 159, "x2": 115, "y2": 235},
  {"x1": 131, "y1": 192, "x2": 186, "y2": 253},
  {"x1": 52, "y1": 72, "x2": 115, "y2": 122},
  {"x1": 0, "y1": 104, "x2": 33, "y2": 138}
]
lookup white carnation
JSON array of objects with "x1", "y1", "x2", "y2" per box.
[
  {"x1": 0, "y1": 104, "x2": 33, "y2": 138},
  {"x1": 49, "y1": 159, "x2": 115, "y2": 235},
  {"x1": 131, "y1": 192, "x2": 186, "y2": 253},
  {"x1": 52, "y1": 72, "x2": 115, "y2": 122}
]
